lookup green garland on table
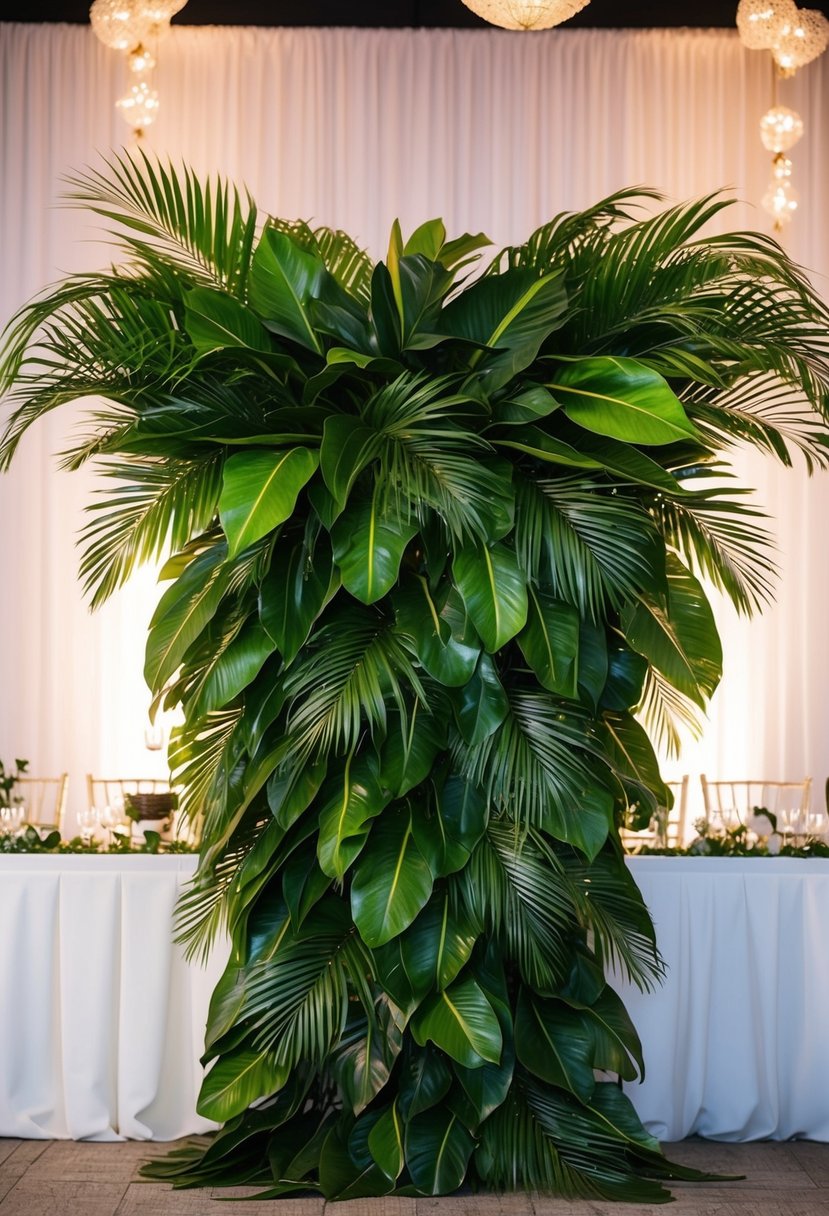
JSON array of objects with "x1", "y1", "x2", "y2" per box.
[
  {"x1": 0, "y1": 825, "x2": 197, "y2": 854},
  {"x1": 2, "y1": 155, "x2": 829, "y2": 1201}
]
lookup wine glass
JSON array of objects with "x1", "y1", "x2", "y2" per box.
[{"x1": 77, "y1": 806, "x2": 99, "y2": 847}]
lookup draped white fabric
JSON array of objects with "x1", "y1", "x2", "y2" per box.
[
  {"x1": 1, "y1": 23, "x2": 828, "y2": 828},
  {"x1": 0, "y1": 855, "x2": 222, "y2": 1139},
  {"x1": 621, "y1": 857, "x2": 829, "y2": 1140}
]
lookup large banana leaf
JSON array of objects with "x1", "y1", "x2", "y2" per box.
[
  {"x1": 453, "y1": 543, "x2": 528, "y2": 653},
  {"x1": 219, "y1": 448, "x2": 319, "y2": 559},
  {"x1": 249, "y1": 227, "x2": 326, "y2": 353},
  {"x1": 331, "y1": 495, "x2": 417, "y2": 604},
  {"x1": 551, "y1": 356, "x2": 699, "y2": 447},
  {"x1": 621, "y1": 553, "x2": 722, "y2": 706},
  {"x1": 350, "y1": 805, "x2": 434, "y2": 947},
  {"x1": 411, "y1": 976, "x2": 502, "y2": 1067},
  {"x1": 399, "y1": 891, "x2": 478, "y2": 992},
  {"x1": 405, "y1": 1109, "x2": 476, "y2": 1195}
]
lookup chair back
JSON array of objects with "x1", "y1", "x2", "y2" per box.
[
  {"x1": 86, "y1": 775, "x2": 171, "y2": 812},
  {"x1": 700, "y1": 775, "x2": 812, "y2": 833},
  {"x1": 16, "y1": 775, "x2": 69, "y2": 832}
]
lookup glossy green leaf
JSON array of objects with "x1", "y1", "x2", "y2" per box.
[
  {"x1": 259, "y1": 530, "x2": 336, "y2": 664},
  {"x1": 494, "y1": 384, "x2": 560, "y2": 424},
  {"x1": 317, "y1": 754, "x2": 389, "y2": 879},
  {"x1": 189, "y1": 618, "x2": 275, "y2": 717},
  {"x1": 184, "y1": 286, "x2": 272, "y2": 355},
  {"x1": 414, "y1": 773, "x2": 489, "y2": 875},
  {"x1": 454, "y1": 543, "x2": 528, "y2": 653},
  {"x1": 517, "y1": 588, "x2": 580, "y2": 698},
  {"x1": 249, "y1": 227, "x2": 325, "y2": 353},
  {"x1": 351, "y1": 806, "x2": 434, "y2": 947},
  {"x1": 441, "y1": 267, "x2": 568, "y2": 391},
  {"x1": 379, "y1": 702, "x2": 447, "y2": 798},
  {"x1": 552, "y1": 356, "x2": 699, "y2": 446},
  {"x1": 318, "y1": 1126, "x2": 393, "y2": 1200},
  {"x1": 197, "y1": 1046, "x2": 287, "y2": 1122},
  {"x1": 219, "y1": 448, "x2": 319, "y2": 559},
  {"x1": 566, "y1": 985, "x2": 644, "y2": 1082},
  {"x1": 514, "y1": 988, "x2": 596, "y2": 1102},
  {"x1": 282, "y1": 843, "x2": 331, "y2": 930},
  {"x1": 319, "y1": 415, "x2": 380, "y2": 507},
  {"x1": 398, "y1": 1044, "x2": 453, "y2": 1119},
  {"x1": 405, "y1": 1108, "x2": 476, "y2": 1195},
  {"x1": 573, "y1": 619, "x2": 607, "y2": 710},
  {"x1": 393, "y1": 577, "x2": 481, "y2": 687},
  {"x1": 455, "y1": 984, "x2": 515, "y2": 1124},
  {"x1": 144, "y1": 545, "x2": 229, "y2": 692},
  {"x1": 333, "y1": 1002, "x2": 403, "y2": 1116},
  {"x1": 400, "y1": 890, "x2": 478, "y2": 993},
  {"x1": 411, "y1": 976, "x2": 502, "y2": 1068},
  {"x1": 448, "y1": 652, "x2": 509, "y2": 747},
  {"x1": 620, "y1": 553, "x2": 722, "y2": 706},
  {"x1": 267, "y1": 756, "x2": 327, "y2": 829},
  {"x1": 368, "y1": 1102, "x2": 405, "y2": 1181},
  {"x1": 600, "y1": 644, "x2": 649, "y2": 711},
  {"x1": 331, "y1": 495, "x2": 417, "y2": 604},
  {"x1": 600, "y1": 710, "x2": 670, "y2": 811}
]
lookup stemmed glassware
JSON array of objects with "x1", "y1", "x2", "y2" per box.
[{"x1": 77, "y1": 806, "x2": 99, "y2": 847}]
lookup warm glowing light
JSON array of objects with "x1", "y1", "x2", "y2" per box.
[
  {"x1": 772, "y1": 8, "x2": 829, "y2": 73},
  {"x1": 759, "y1": 105, "x2": 805, "y2": 151},
  {"x1": 762, "y1": 178, "x2": 799, "y2": 227},
  {"x1": 458, "y1": 0, "x2": 590, "y2": 31},
  {"x1": 115, "y1": 81, "x2": 160, "y2": 132},
  {"x1": 736, "y1": 0, "x2": 797, "y2": 49},
  {"x1": 128, "y1": 42, "x2": 156, "y2": 72},
  {"x1": 90, "y1": 0, "x2": 152, "y2": 51}
]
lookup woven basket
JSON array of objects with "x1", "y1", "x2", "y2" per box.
[{"x1": 125, "y1": 792, "x2": 175, "y2": 821}]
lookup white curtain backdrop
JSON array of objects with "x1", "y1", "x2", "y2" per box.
[{"x1": 1, "y1": 22, "x2": 828, "y2": 830}]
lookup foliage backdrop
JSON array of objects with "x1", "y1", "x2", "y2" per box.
[{"x1": 2, "y1": 156, "x2": 829, "y2": 1200}]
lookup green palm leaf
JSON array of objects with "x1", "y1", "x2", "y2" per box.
[{"x1": 79, "y1": 455, "x2": 222, "y2": 608}]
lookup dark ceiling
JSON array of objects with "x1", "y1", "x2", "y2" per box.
[{"x1": 6, "y1": 0, "x2": 829, "y2": 27}]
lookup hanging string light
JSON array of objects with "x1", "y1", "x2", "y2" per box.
[
  {"x1": 89, "y1": 0, "x2": 187, "y2": 138},
  {"x1": 736, "y1": 0, "x2": 829, "y2": 231},
  {"x1": 458, "y1": 0, "x2": 590, "y2": 32}
]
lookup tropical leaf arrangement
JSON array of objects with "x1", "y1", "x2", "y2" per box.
[{"x1": 2, "y1": 153, "x2": 829, "y2": 1202}]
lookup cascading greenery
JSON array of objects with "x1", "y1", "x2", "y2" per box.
[{"x1": 3, "y1": 154, "x2": 829, "y2": 1202}]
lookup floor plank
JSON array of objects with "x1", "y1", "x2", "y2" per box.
[{"x1": 0, "y1": 1140, "x2": 826, "y2": 1214}]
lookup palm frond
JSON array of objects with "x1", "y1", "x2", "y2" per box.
[
  {"x1": 685, "y1": 374, "x2": 829, "y2": 472},
  {"x1": 459, "y1": 821, "x2": 575, "y2": 991},
  {"x1": 560, "y1": 850, "x2": 663, "y2": 990},
  {"x1": 637, "y1": 667, "x2": 704, "y2": 758},
  {"x1": 282, "y1": 606, "x2": 425, "y2": 762},
  {"x1": 79, "y1": 455, "x2": 223, "y2": 608},
  {"x1": 63, "y1": 150, "x2": 259, "y2": 296},
  {"x1": 455, "y1": 688, "x2": 609, "y2": 835},
  {"x1": 486, "y1": 188, "x2": 662, "y2": 277},
  {"x1": 514, "y1": 475, "x2": 661, "y2": 621},
  {"x1": 655, "y1": 482, "x2": 776, "y2": 616}
]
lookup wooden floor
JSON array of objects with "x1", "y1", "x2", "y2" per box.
[{"x1": 1, "y1": 1138, "x2": 829, "y2": 1214}]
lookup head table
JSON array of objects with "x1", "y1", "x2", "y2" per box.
[{"x1": 0, "y1": 853, "x2": 827, "y2": 1142}]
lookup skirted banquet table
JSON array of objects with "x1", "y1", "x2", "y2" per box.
[
  {"x1": 0, "y1": 854, "x2": 223, "y2": 1140},
  {"x1": 1, "y1": 853, "x2": 828, "y2": 1141}
]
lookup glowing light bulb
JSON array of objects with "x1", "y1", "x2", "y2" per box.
[
  {"x1": 762, "y1": 178, "x2": 799, "y2": 227},
  {"x1": 736, "y1": 0, "x2": 797, "y2": 49},
  {"x1": 759, "y1": 105, "x2": 804, "y2": 152},
  {"x1": 90, "y1": 0, "x2": 152, "y2": 51},
  {"x1": 457, "y1": 0, "x2": 590, "y2": 31},
  {"x1": 772, "y1": 8, "x2": 829, "y2": 73},
  {"x1": 128, "y1": 42, "x2": 156, "y2": 72},
  {"x1": 116, "y1": 80, "x2": 160, "y2": 132}
]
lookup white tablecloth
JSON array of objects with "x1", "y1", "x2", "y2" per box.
[
  {"x1": 3, "y1": 853, "x2": 828, "y2": 1143},
  {"x1": 621, "y1": 856, "x2": 829, "y2": 1142},
  {"x1": 0, "y1": 855, "x2": 223, "y2": 1141}
]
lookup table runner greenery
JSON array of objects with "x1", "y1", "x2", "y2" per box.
[{"x1": 2, "y1": 155, "x2": 828, "y2": 1202}]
